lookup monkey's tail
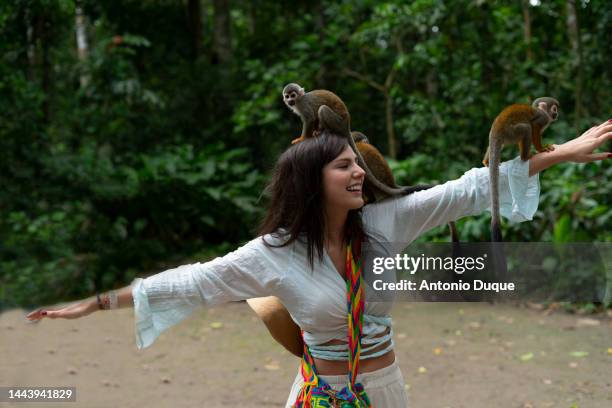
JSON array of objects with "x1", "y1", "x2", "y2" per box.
[
  {"x1": 488, "y1": 134, "x2": 507, "y2": 281},
  {"x1": 401, "y1": 184, "x2": 435, "y2": 195},
  {"x1": 448, "y1": 221, "x2": 458, "y2": 243},
  {"x1": 489, "y1": 135, "x2": 502, "y2": 242}
]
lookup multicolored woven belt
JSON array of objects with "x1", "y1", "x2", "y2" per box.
[{"x1": 293, "y1": 235, "x2": 371, "y2": 408}]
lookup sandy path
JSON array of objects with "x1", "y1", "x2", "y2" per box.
[{"x1": 1, "y1": 302, "x2": 611, "y2": 407}]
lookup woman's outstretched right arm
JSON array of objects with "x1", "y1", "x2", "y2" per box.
[
  {"x1": 26, "y1": 285, "x2": 134, "y2": 321},
  {"x1": 26, "y1": 237, "x2": 286, "y2": 349}
]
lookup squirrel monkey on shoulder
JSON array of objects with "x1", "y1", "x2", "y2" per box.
[
  {"x1": 484, "y1": 97, "x2": 559, "y2": 242},
  {"x1": 282, "y1": 83, "x2": 431, "y2": 198},
  {"x1": 353, "y1": 131, "x2": 458, "y2": 243}
]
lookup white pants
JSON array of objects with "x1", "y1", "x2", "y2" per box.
[{"x1": 285, "y1": 358, "x2": 409, "y2": 407}]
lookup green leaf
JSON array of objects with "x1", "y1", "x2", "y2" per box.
[{"x1": 553, "y1": 215, "x2": 572, "y2": 243}]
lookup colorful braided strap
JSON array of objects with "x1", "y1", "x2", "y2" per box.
[{"x1": 293, "y1": 235, "x2": 371, "y2": 408}]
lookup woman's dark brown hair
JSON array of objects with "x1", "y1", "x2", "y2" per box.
[{"x1": 259, "y1": 130, "x2": 364, "y2": 268}]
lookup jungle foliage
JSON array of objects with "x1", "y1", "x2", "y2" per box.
[{"x1": 0, "y1": 0, "x2": 610, "y2": 308}]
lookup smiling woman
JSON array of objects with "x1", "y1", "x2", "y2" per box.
[
  {"x1": 322, "y1": 147, "x2": 366, "y2": 209},
  {"x1": 26, "y1": 121, "x2": 612, "y2": 408}
]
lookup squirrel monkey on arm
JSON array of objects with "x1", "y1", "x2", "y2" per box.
[{"x1": 484, "y1": 97, "x2": 559, "y2": 242}]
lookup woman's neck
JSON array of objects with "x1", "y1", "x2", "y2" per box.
[{"x1": 324, "y1": 209, "x2": 348, "y2": 248}]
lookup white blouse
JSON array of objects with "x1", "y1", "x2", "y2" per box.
[{"x1": 132, "y1": 157, "x2": 540, "y2": 357}]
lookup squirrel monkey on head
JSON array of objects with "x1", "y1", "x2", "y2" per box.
[{"x1": 484, "y1": 97, "x2": 559, "y2": 242}]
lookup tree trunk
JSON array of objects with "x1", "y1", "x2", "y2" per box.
[
  {"x1": 187, "y1": 0, "x2": 202, "y2": 59},
  {"x1": 41, "y1": 15, "x2": 51, "y2": 122},
  {"x1": 314, "y1": 0, "x2": 328, "y2": 86},
  {"x1": 566, "y1": 0, "x2": 584, "y2": 129},
  {"x1": 384, "y1": 89, "x2": 397, "y2": 160},
  {"x1": 522, "y1": 0, "x2": 533, "y2": 63},
  {"x1": 212, "y1": 0, "x2": 232, "y2": 65},
  {"x1": 384, "y1": 65, "x2": 398, "y2": 159},
  {"x1": 246, "y1": 0, "x2": 256, "y2": 36},
  {"x1": 75, "y1": 1, "x2": 89, "y2": 87},
  {"x1": 343, "y1": 65, "x2": 398, "y2": 159},
  {"x1": 25, "y1": 6, "x2": 36, "y2": 82},
  {"x1": 425, "y1": 71, "x2": 438, "y2": 98}
]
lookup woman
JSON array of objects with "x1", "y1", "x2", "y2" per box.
[{"x1": 27, "y1": 121, "x2": 611, "y2": 407}]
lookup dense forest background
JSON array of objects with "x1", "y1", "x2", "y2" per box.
[{"x1": 1, "y1": 0, "x2": 610, "y2": 309}]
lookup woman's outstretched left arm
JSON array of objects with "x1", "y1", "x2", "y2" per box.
[{"x1": 362, "y1": 120, "x2": 611, "y2": 243}]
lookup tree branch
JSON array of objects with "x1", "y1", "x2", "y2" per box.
[{"x1": 342, "y1": 67, "x2": 385, "y2": 92}]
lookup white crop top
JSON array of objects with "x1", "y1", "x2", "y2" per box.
[{"x1": 132, "y1": 157, "x2": 540, "y2": 359}]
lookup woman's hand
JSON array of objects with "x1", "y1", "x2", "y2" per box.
[
  {"x1": 555, "y1": 119, "x2": 612, "y2": 163},
  {"x1": 26, "y1": 286, "x2": 133, "y2": 322},
  {"x1": 26, "y1": 299, "x2": 97, "y2": 321},
  {"x1": 529, "y1": 119, "x2": 611, "y2": 176}
]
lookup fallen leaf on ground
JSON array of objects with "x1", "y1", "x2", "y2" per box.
[
  {"x1": 519, "y1": 352, "x2": 534, "y2": 361},
  {"x1": 433, "y1": 347, "x2": 443, "y2": 355},
  {"x1": 418, "y1": 366, "x2": 427, "y2": 374},
  {"x1": 264, "y1": 363, "x2": 280, "y2": 371},
  {"x1": 210, "y1": 322, "x2": 223, "y2": 329},
  {"x1": 526, "y1": 302, "x2": 544, "y2": 310},
  {"x1": 568, "y1": 362, "x2": 578, "y2": 368},
  {"x1": 576, "y1": 318, "x2": 600, "y2": 327},
  {"x1": 569, "y1": 351, "x2": 589, "y2": 358}
]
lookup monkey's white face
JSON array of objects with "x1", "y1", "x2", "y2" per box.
[
  {"x1": 537, "y1": 101, "x2": 559, "y2": 121},
  {"x1": 283, "y1": 86, "x2": 304, "y2": 113},
  {"x1": 322, "y1": 147, "x2": 366, "y2": 214},
  {"x1": 548, "y1": 103, "x2": 559, "y2": 121}
]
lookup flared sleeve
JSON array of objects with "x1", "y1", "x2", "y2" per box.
[
  {"x1": 131, "y1": 238, "x2": 282, "y2": 349},
  {"x1": 362, "y1": 157, "x2": 540, "y2": 243}
]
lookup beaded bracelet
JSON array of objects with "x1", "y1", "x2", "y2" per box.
[{"x1": 96, "y1": 291, "x2": 118, "y2": 310}]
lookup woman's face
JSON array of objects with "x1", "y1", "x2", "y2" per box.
[{"x1": 322, "y1": 146, "x2": 366, "y2": 212}]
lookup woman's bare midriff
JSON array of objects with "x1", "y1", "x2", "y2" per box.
[{"x1": 313, "y1": 329, "x2": 395, "y2": 376}]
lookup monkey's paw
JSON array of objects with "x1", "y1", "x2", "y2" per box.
[
  {"x1": 291, "y1": 136, "x2": 305, "y2": 144},
  {"x1": 542, "y1": 144, "x2": 555, "y2": 152},
  {"x1": 482, "y1": 160, "x2": 490, "y2": 167}
]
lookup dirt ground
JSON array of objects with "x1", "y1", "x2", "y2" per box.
[{"x1": 1, "y1": 302, "x2": 611, "y2": 408}]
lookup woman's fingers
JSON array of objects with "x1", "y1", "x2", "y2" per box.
[
  {"x1": 595, "y1": 129, "x2": 612, "y2": 142},
  {"x1": 587, "y1": 152, "x2": 611, "y2": 162},
  {"x1": 587, "y1": 130, "x2": 611, "y2": 152},
  {"x1": 582, "y1": 121, "x2": 612, "y2": 140},
  {"x1": 26, "y1": 308, "x2": 60, "y2": 320},
  {"x1": 25, "y1": 309, "x2": 44, "y2": 321}
]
